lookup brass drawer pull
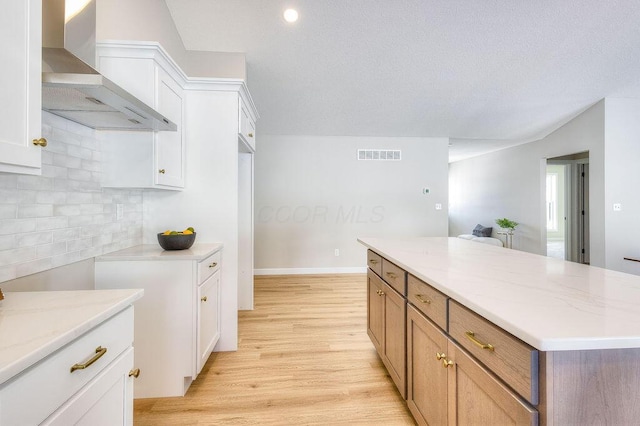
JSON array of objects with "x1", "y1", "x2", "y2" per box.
[
  {"x1": 442, "y1": 358, "x2": 454, "y2": 368},
  {"x1": 248, "y1": 132, "x2": 254, "y2": 138},
  {"x1": 436, "y1": 352, "x2": 447, "y2": 360},
  {"x1": 201, "y1": 296, "x2": 208, "y2": 302},
  {"x1": 32, "y1": 137, "x2": 48, "y2": 147},
  {"x1": 368, "y1": 259, "x2": 378, "y2": 264},
  {"x1": 70, "y1": 346, "x2": 107, "y2": 373},
  {"x1": 209, "y1": 262, "x2": 217, "y2": 268},
  {"x1": 158, "y1": 169, "x2": 166, "y2": 174},
  {"x1": 416, "y1": 294, "x2": 431, "y2": 304},
  {"x1": 465, "y1": 331, "x2": 495, "y2": 351},
  {"x1": 129, "y1": 368, "x2": 141, "y2": 378},
  {"x1": 385, "y1": 272, "x2": 397, "y2": 279},
  {"x1": 376, "y1": 289, "x2": 385, "y2": 296}
]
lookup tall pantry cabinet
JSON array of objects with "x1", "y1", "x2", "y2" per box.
[{"x1": 96, "y1": 41, "x2": 258, "y2": 351}]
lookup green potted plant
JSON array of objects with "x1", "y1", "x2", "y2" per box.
[{"x1": 495, "y1": 218, "x2": 518, "y2": 233}]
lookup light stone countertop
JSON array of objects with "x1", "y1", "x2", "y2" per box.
[
  {"x1": 95, "y1": 243, "x2": 223, "y2": 262},
  {"x1": 0, "y1": 289, "x2": 143, "y2": 385},
  {"x1": 359, "y1": 236, "x2": 640, "y2": 351}
]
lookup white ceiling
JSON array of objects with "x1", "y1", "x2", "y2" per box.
[{"x1": 165, "y1": 0, "x2": 640, "y2": 162}]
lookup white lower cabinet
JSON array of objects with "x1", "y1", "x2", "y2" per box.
[
  {"x1": 95, "y1": 246, "x2": 222, "y2": 398},
  {"x1": 197, "y1": 269, "x2": 221, "y2": 374},
  {"x1": 0, "y1": 307, "x2": 135, "y2": 425}
]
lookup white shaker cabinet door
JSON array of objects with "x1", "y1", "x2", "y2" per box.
[
  {"x1": 197, "y1": 269, "x2": 221, "y2": 374},
  {"x1": 0, "y1": 0, "x2": 43, "y2": 174}
]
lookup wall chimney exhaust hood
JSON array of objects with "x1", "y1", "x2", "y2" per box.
[{"x1": 42, "y1": 0, "x2": 177, "y2": 131}]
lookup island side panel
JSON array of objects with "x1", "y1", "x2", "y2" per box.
[{"x1": 540, "y1": 348, "x2": 640, "y2": 425}]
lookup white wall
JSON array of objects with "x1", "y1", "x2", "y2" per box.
[
  {"x1": 604, "y1": 98, "x2": 640, "y2": 275},
  {"x1": 96, "y1": 0, "x2": 246, "y2": 79},
  {"x1": 254, "y1": 135, "x2": 450, "y2": 273},
  {"x1": 449, "y1": 100, "x2": 605, "y2": 264},
  {"x1": 0, "y1": 112, "x2": 143, "y2": 287}
]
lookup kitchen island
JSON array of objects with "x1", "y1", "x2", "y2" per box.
[{"x1": 359, "y1": 237, "x2": 640, "y2": 425}]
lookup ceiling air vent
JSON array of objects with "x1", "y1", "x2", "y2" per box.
[{"x1": 357, "y1": 149, "x2": 401, "y2": 161}]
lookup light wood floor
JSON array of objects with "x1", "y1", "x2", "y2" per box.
[{"x1": 134, "y1": 274, "x2": 415, "y2": 425}]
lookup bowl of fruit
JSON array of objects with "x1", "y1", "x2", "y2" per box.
[{"x1": 157, "y1": 227, "x2": 196, "y2": 250}]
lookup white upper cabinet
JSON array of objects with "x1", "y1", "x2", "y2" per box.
[
  {"x1": 238, "y1": 96, "x2": 256, "y2": 152},
  {"x1": 97, "y1": 43, "x2": 185, "y2": 190},
  {"x1": 0, "y1": 0, "x2": 43, "y2": 175}
]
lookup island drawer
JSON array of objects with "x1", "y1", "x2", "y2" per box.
[
  {"x1": 407, "y1": 274, "x2": 447, "y2": 330},
  {"x1": 0, "y1": 307, "x2": 133, "y2": 426},
  {"x1": 367, "y1": 250, "x2": 382, "y2": 276},
  {"x1": 382, "y1": 258, "x2": 406, "y2": 295},
  {"x1": 448, "y1": 300, "x2": 538, "y2": 404},
  {"x1": 198, "y1": 250, "x2": 221, "y2": 284}
]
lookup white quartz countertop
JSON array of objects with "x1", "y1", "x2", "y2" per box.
[
  {"x1": 95, "y1": 243, "x2": 223, "y2": 262},
  {"x1": 359, "y1": 237, "x2": 640, "y2": 351},
  {"x1": 0, "y1": 289, "x2": 143, "y2": 385}
]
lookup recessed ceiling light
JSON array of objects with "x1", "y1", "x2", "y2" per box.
[{"x1": 283, "y1": 8, "x2": 298, "y2": 23}]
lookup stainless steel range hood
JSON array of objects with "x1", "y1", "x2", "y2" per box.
[{"x1": 42, "y1": 0, "x2": 177, "y2": 131}]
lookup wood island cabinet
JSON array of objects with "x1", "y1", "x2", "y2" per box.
[
  {"x1": 368, "y1": 250, "x2": 537, "y2": 425},
  {"x1": 367, "y1": 266, "x2": 406, "y2": 398}
]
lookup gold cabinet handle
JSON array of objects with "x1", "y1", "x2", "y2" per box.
[
  {"x1": 385, "y1": 272, "x2": 397, "y2": 279},
  {"x1": 70, "y1": 346, "x2": 107, "y2": 373},
  {"x1": 158, "y1": 169, "x2": 166, "y2": 174},
  {"x1": 201, "y1": 296, "x2": 208, "y2": 302},
  {"x1": 248, "y1": 132, "x2": 254, "y2": 138},
  {"x1": 32, "y1": 138, "x2": 47, "y2": 147},
  {"x1": 0, "y1": 288, "x2": 4, "y2": 301},
  {"x1": 436, "y1": 352, "x2": 447, "y2": 360},
  {"x1": 465, "y1": 331, "x2": 495, "y2": 351},
  {"x1": 376, "y1": 289, "x2": 385, "y2": 296},
  {"x1": 368, "y1": 259, "x2": 378, "y2": 264},
  {"x1": 442, "y1": 358, "x2": 454, "y2": 368},
  {"x1": 129, "y1": 368, "x2": 141, "y2": 378},
  {"x1": 416, "y1": 294, "x2": 431, "y2": 304},
  {"x1": 209, "y1": 262, "x2": 217, "y2": 268}
]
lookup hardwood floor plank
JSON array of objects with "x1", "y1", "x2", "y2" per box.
[{"x1": 134, "y1": 274, "x2": 415, "y2": 425}]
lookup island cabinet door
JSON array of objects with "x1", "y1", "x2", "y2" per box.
[
  {"x1": 382, "y1": 281, "x2": 406, "y2": 398},
  {"x1": 407, "y1": 305, "x2": 448, "y2": 426},
  {"x1": 448, "y1": 340, "x2": 538, "y2": 426},
  {"x1": 367, "y1": 270, "x2": 385, "y2": 353}
]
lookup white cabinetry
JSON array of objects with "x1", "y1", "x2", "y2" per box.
[
  {"x1": 95, "y1": 244, "x2": 222, "y2": 398},
  {"x1": 0, "y1": 307, "x2": 136, "y2": 425},
  {"x1": 0, "y1": 0, "x2": 43, "y2": 174},
  {"x1": 97, "y1": 43, "x2": 185, "y2": 190},
  {"x1": 238, "y1": 97, "x2": 256, "y2": 152}
]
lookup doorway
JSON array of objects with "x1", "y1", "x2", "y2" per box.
[{"x1": 546, "y1": 152, "x2": 590, "y2": 263}]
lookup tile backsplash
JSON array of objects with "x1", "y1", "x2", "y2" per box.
[{"x1": 0, "y1": 112, "x2": 143, "y2": 283}]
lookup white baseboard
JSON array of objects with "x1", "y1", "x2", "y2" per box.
[{"x1": 254, "y1": 267, "x2": 367, "y2": 276}]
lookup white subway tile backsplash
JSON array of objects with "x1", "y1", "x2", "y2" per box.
[
  {"x1": 0, "y1": 219, "x2": 37, "y2": 235},
  {"x1": 36, "y1": 216, "x2": 69, "y2": 230},
  {"x1": 0, "y1": 205, "x2": 17, "y2": 219},
  {"x1": 0, "y1": 114, "x2": 143, "y2": 285},
  {"x1": 16, "y1": 231, "x2": 53, "y2": 247},
  {"x1": 18, "y1": 204, "x2": 54, "y2": 218}
]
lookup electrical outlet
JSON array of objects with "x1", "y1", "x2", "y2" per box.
[
  {"x1": 116, "y1": 204, "x2": 124, "y2": 220},
  {"x1": 613, "y1": 203, "x2": 622, "y2": 211},
  {"x1": 435, "y1": 203, "x2": 442, "y2": 210},
  {"x1": 334, "y1": 249, "x2": 340, "y2": 257}
]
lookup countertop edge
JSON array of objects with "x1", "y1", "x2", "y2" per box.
[
  {"x1": 95, "y1": 243, "x2": 223, "y2": 262},
  {"x1": 358, "y1": 237, "x2": 640, "y2": 352},
  {"x1": 0, "y1": 289, "x2": 143, "y2": 385}
]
